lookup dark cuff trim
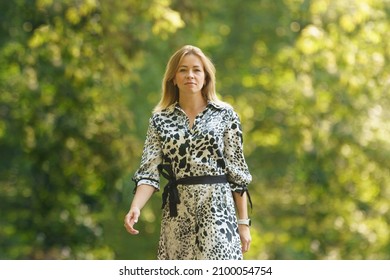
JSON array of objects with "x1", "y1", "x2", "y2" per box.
[
  {"x1": 230, "y1": 182, "x2": 253, "y2": 210},
  {"x1": 132, "y1": 177, "x2": 159, "y2": 194}
]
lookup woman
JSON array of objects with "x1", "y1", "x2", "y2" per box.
[{"x1": 124, "y1": 45, "x2": 252, "y2": 260}]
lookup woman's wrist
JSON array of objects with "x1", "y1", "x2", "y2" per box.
[
  {"x1": 130, "y1": 205, "x2": 141, "y2": 211},
  {"x1": 237, "y1": 218, "x2": 251, "y2": 227}
]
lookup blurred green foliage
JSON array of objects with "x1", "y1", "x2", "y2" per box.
[{"x1": 1, "y1": 0, "x2": 389, "y2": 259}]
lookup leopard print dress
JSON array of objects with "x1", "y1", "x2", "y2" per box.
[{"x1": 132, "y1": 101, "x2": 252, "y2": 260}]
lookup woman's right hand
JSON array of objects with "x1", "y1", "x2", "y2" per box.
[
  {"x1": 123, "y1": 184, "x2": 155, "y2": 235},
  {"x1": 124, "y1": 207, "x2": 141, "y2": 235}
]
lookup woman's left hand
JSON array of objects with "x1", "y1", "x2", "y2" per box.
[{"x1": 238, "y1": 225, "x2": 251, "y2": 253}]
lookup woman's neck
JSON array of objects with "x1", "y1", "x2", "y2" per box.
[
  {"x1": 178, "y1": 94, "x2": 207, "y2": 113},
  {"x1": 178, "y1": 94, "x2": 207, "y2": 129}
]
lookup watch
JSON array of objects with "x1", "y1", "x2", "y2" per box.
[{"x1": 237, "y1": 219, "x2": 251, "y2": 227}]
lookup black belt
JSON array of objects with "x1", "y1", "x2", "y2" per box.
[{"x1": 158, "y1": 164, "x2": 228, "y2": 217}]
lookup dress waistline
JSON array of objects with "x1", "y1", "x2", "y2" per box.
[
  {"x1": 158, "y1": 164, "x2": 228, "y2": 217},
  {"x1": 177, "y1": 174, "x2": 228, "y2": 185}
]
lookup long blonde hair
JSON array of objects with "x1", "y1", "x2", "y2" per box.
[{"x1": 153, "y1": 45, "x2": 223, "y2": 112}]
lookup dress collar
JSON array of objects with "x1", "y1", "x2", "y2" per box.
[{"x1": 164, "y1": 100, "x2": 225, "y2": 114}]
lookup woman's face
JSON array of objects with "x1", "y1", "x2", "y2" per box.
[{"x1": 174, "y1": 54, "x2": 206, "y2": 97}]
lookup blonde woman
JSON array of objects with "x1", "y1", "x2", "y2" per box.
[{"x1": 124, "y1": 45, "x2": 252, "y2": 260}]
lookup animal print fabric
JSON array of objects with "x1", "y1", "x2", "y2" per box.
[{"x1": 133, "y1": 101, "x2": 252, "y2": 260}]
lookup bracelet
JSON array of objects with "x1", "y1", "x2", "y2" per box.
[{"x1": 237, "y1": 218, "x2": 251, "y2": 227}]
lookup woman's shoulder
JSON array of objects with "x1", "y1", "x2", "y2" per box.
[
  {"x1": 209, "y1": 100, "x2": 240, "y2": 118},
  {"x1": 209, "y1": 100, "x2": 233, "y2": 111},
  {"x1": 149, "y1": 103, "x2": 176, "y2": 122},
  {"x1": 153, "y1": 102, "x2": 176, "y2": 114}
]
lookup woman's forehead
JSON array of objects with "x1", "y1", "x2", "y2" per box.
[{"x1": 178, "y1": 54, "x2": 204, "y2": 67}]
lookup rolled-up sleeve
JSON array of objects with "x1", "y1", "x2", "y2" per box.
[
  {"x1": 132, "y1": 116, "x2": 162, "y2": 191},
  {"x1": 224, "y1": 110, "x2": 252, "y2": 193}
]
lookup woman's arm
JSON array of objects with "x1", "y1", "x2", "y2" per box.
[
  {"x1": 223, "y1": 109, "x2": 252, "y2": 253},
  {"x1": 124, "y1": 184, "x2": 156, "y2": 235},
  {"x1": 233, "y1": 191, "x2": 251, "y2": 253}
]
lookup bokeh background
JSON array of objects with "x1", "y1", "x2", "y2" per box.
[{"x1": 1, "y1": 0, "x2": 390, "y2": 260}]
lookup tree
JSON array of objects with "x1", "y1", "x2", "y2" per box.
[
  {"x1": 165, "y1": 0, "x2": 390, "y2": 259},
  {"x1": 1, "y1": 0, "x2": 389, "y2": 260},
  {"x1": 209, "y1": 0, "x2": 390, "y2": 259},
  {"x1": 0, "y1": 0, "x2": 183, "y2": 259}
]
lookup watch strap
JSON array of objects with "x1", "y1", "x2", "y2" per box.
[{"x1": 237, "y1": 218, "x2": 251, "y2": 226}]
